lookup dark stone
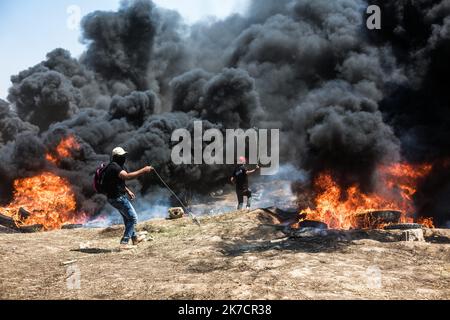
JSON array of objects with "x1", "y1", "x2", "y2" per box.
[
  {"x1": 62, "y1": 224, "x2": 84, "y2": 230},
  {"x1": 298, "y1": 220, "x2": 329, "y2": 230}
]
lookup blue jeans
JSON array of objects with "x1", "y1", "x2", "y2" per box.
[{"x1": 108, "y1": 196, "x2": 138, "y2": 244}]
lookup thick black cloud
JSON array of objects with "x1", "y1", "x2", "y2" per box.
[
  {"x1": 367, "y1": 0, "x2": 450, "y2": 225},
  {"x1": 172, "y1": 68, "x2": 261, "y2": 128},
  {"x1": 170, "y1": 69, "x2": 212, "y2": 113},
  {"x1": 0, "y1": 99, "x2": 39, "y2": 145},
  {"x1": 109, "y1": 90, "x2": 158, "y2": 126},
  {"x1": 81, "y1": 0, "x2": 157, "y2": 91},
  {"x1": 8, "y1": 68, "x2": 81, "y2": 131},
  {"x1": 288, "y1": 80, "x2": 400, "y2": 191}
]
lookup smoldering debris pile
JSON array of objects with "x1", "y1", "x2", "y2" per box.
[{"x1": 0, "y1": 0, "x2": 449, "y2": 226}]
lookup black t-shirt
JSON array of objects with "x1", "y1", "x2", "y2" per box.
[
  {"x1": 232, "y1": 165, "x2": 248, "y2": 191},
  {"x1": 103, "y1": 162, "x2": 126, "y2": 199}
]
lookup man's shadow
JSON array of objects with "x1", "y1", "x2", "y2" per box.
[{"x1": 70, "y1": 248, "x2": 118, "y2": 254}]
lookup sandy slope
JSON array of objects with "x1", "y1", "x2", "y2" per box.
[{"x1": 0, "y1": 210, "x2": 449, "y2": 300}]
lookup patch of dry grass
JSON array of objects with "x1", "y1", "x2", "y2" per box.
[{"x1": 0, "y1": 210, "x2": 449, "y2": 300}]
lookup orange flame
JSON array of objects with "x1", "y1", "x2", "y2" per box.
[
  {"x1": 300, "y1": 162, "x2": 434, "y2": 230},
  {"x1": 417, "y1": 217, "x2": 435, "y2": 229},
  {"x1": 0, "y1": 135, "x2": 86, "y2": 230},
  {"x1": 0, "y1": 172, "x2": 87, "y2": 230},
  {"x1": 46, "y1": 135, "x2": 80, "y2": 164}
]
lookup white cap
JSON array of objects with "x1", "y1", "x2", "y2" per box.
[{"x1": 112, "y1": 147, "x2": 128, "y2": 157}]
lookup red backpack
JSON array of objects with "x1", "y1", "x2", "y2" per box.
[{"x1": 93, "y1": 163, "x2": 111, "y2": 194}]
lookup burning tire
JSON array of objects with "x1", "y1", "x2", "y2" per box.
[
  {"x1": 355, "y1": 210, "x2": 402, "y2": 229},
  {"x1": 385, "y1": 223, "x2": 423, "y2": 230}
]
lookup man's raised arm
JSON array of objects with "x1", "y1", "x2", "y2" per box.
[
  {"x1": 119, "y1": 166, "x2": 154, "y2": 181},
  {"x1": 247, "y1": 165, "x2": 260, "y2": 175}
]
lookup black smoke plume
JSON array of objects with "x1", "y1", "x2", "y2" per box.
[
  {"x1": 171, "y1": 68, "x2": 261, "y2": 128},
  {"x1": 81, "y1": 0, "x2": 157, "y2": 91},
  {"x1": 369, "y1": 0, "x2": 450, "y2": 226},
  {"x1": 0, "y1": 99, "x2": 38, "y2": 144}
]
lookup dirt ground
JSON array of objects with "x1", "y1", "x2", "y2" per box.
[{"x1": 0, "y1": 209, "x2": 449, "y2": 300}]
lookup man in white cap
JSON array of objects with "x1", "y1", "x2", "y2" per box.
[{"x1": 103, "y1": 147, "x2": 154, "y2": 248}]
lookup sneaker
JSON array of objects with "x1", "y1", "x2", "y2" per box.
[
  {"x1": 119, "y1": 243, "x2": 134, "y2": 251},
  {"x1": 132, "y1": 235, "x2": 146, "y2": 246}
]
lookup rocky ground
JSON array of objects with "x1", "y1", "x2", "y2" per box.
[{"x1": 0, "y1": 209, "x2": 449, "y2": 300}]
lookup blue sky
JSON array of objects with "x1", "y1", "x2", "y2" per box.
[{"x1": 0, "y1": 0, "x2": 249, "y2": 100}]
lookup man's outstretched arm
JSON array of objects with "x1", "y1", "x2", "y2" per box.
[
  {"x1": 119, "y1": 166, "x2": 154, "y2": 181},
  {"x1": 247, "y1": 165, "x2": 260, "y2": 175}
]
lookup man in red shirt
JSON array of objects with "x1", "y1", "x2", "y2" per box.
[{"x1": 231, "y1": 157, "x2": 260, "y2": 210}]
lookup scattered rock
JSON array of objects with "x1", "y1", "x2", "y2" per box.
[
  {"x1": 168, "y1": 207, "x2": 184, "y2": 220},
  {"x1": 401, "y1": 229, "x2": 425, "y2": 242},
  {"x1": 270, "y1": 237, "x2": 290, "y2": 244},
  {"x1": 423, "y1": 229, "x2": 450, "y2": 243},
  {"x1": 210, "y1": 190, "x2": 224, "y2": 197},
  {"x1": 298, "y1": 220, "x2": 328, "y2": 230},
  {"x1": 290, "y1": 227, "x2": 329, "y2": 238},
  {"x1": 61, "y1": 260, "x2": 77, "y2": 266}
]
